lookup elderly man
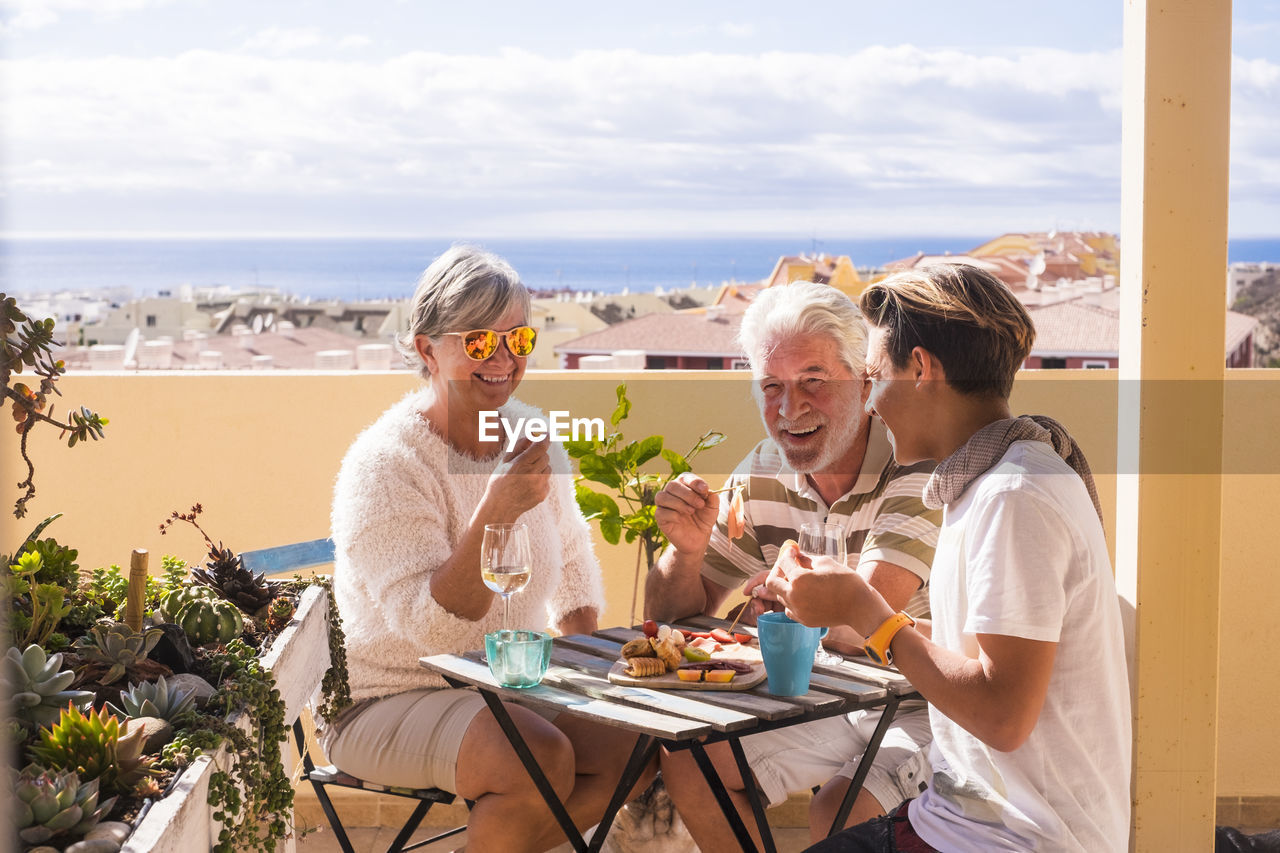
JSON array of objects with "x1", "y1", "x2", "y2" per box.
[{"x1": 644, "y1": 281, "x2": 942, "y2": 849}]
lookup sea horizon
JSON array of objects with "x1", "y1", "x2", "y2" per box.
[{"x1": 3, "y1": 234, "x2": 1278, "y2": 303}]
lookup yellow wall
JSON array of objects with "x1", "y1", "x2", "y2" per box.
[{"x1": 2, "y1": 368, "x2": 1276, "y2": 802}]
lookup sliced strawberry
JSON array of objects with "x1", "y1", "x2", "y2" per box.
[
  {"x1": 679, "y1": 629, "x2": 711, "y2": 641},
  {"x1": 709, "y1": 628, "x2": 734, "y2": 644},
  {"x1": 733, "y1": 633, "x2": 752, "y2": 645}
]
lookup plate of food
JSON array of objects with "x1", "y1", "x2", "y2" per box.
[{"x1": 607, "y1": 622, "x2": 766, "y2": 691}]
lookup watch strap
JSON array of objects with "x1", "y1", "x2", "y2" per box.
[{"x1": 863, "y1": 611, "x2": 916, "y2": 666}]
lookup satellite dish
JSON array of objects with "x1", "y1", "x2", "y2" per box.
[
  {"x1": 251, "y1": 314, "x2": 265, "y2": 334},
  {"x1": 1029, "y1": 252, "x2": 1047, "y2": 276},
  {"x1": 122, "y1": 328, "x2": 140, "y2": 368}
]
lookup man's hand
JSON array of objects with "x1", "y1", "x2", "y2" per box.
[
  {"x1": 766, "y1": 553, "x2": 895, "y2": 636},
  {"x1": 654, "y1": 473, "x2": 721, "y2": 555}
]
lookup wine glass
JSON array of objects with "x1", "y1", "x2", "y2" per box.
[
  {"x1": 481, "y1": 523, "x2": 532, "y2": 631},
  {"x1": 797, "y1": 521, "x2": 845, "y2": 666}
]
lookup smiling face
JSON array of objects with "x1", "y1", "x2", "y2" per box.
[
  {"x1": 756, "y1": 334, "x2": 869, "y2": 475},
  {"x1": 416, "y1": 301, "x2": 530, "y2": 414}
]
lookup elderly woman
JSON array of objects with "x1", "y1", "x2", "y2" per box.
[{"x1": 326, "y1": 246, "x2": 644, "y2": 852}]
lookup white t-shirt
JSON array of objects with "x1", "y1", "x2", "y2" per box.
[{"x1": 909, "y1": 441, "x2": 1132, "y2": 852}]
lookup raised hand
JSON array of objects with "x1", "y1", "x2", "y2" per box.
[
  {"x1": 654, "y1": 472, "x2": 721, "y2": 556},
  {"x1": 482, "y1": 435, "x2": 552, "y2": 523}
]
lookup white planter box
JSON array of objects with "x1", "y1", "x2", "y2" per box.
[{"x1": 122, "y1": 585, "x2": 331, "y2": 853}]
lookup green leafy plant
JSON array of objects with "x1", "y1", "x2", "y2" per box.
[
  {"x1": 566, "y1": 383, "x2": 724, "y2": 625},
  {"x1": 12, "y1": 763, "x2": 117, "y2": 846},
  {"x1": 198, "y1": 638, "x2": 293, "y2": 852},
  {"x1": 2, "y1": 293, "x2": 109, "y2": 519},
  {"x1": 29, "y1": 703, "x2": 160, "y2": 795},
  {"x1": 71, "y1": 621, "x2": 165, "y2": 684},
  {"x1": 7, "y1": 550, "x2": 74, "y2": 647},
  {"x1": 2, "y1": 644, "x2": 95, "y2": 729}
]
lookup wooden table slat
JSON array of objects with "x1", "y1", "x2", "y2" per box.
[
  {"x1": 419, "y1": 654, "x2": 713, "y2": 740},
  {"x1": 542, "y1": 658, "x2": 760, "y2": 733}
]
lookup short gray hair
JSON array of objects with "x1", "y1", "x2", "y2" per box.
[
  {"x1": 738, "y1": 281, "x2": 867, "y2": 377},
  {"x1": 396, "y1": 245, "x2": 531, "y2": 377}
]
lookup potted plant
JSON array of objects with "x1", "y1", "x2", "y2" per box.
[{"x1": 566, "y1": 383, "x2": 725, "y2": 627}]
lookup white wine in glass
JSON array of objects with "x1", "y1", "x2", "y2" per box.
[
  {"x1": 481, "y1": 523, "x2": 532, "y2": 631},
  {"x1": 797, "y1": 521, "x2": 846, "y2": 666}
]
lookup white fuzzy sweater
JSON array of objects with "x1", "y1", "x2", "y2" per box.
[{"x1": 331, "y1": 389, "x2": 606, "y2": 701}]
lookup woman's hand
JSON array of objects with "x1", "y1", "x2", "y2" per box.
[{"x1": 481, "y1": 436, "x2": 552, "y2": 524}]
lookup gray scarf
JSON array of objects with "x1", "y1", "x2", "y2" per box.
[{"x1": 923, "y1": 415, "x2": 1103, "y2": 525}]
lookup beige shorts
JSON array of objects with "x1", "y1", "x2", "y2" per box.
[
  {"x1": 322, "y1": 688, "x2": 488, "y2": 794},
  {"x1": 740, "y1": 706, "x2": 932, "y2": 813}
]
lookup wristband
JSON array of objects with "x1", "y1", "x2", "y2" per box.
[{"x1": 863, "y1": 611, "x2": 916, "y2": 666}]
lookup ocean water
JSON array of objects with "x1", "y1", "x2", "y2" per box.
[{"x1": 2, "y1": 236, "x2": 1278, "y2": 302}]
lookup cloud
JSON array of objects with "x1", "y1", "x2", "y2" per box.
[
  {"x1": 1, "y1": 45, "x2": 1274, "y2": 235},
  {"x1": 0, "y1": 0, "x2": 173, "y2": 35}
]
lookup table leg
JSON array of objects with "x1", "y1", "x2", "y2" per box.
[
  {"x1": 688, "y1": 739, "x2": 760, "y2": 853},
  {"x1": 587, "y1": 734, "x2": 658, "y2": 853},
  {"x1": 470, "y1": 685, "x2": 589, "y2": 852},
  {"x1": 828, "y1": 694, "x2": 902, "y2": 837},
  {"x1": 730, "y1": 737, "x2": 777, "y2": 853}
]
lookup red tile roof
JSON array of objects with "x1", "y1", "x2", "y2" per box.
[{"x1": 554, "y1": 311, "x2": 745, "y2": 357}]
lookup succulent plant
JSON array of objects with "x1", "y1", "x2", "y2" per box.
[
  {"x1": 2, "y1": 644, "x2": 95, "y2": 729},
  {"x1": 106, "y1": 674, "x2": 197, "y2": 721},
  {"x1": 264, "y1": 595, "x2": 296, "y2": 633},
  {"x1": 159, "y1": 733, "x2": 204, "y2": 770},
  {"x1": 156, "y1": 584, "x2": 216, "y2": 622},
  {"x1": 193, "y1": 543, "x2": 273, "y2": 612},
  {"x1": 175, "y1": 597, "x2": 244, "y2": 646},
  {"x1": 12, "y1": 763, "x2": 117, "y2": 846},
  {"x1": 71, "y1": 621, "x2": 164, "y2": 684},
  {"x1": 29, "y1": 703, "x2": 159, "y2": 794}
]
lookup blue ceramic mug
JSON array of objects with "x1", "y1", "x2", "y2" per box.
[{"x1": 757, "y1": 612, "x2": 828, "y2": 696}]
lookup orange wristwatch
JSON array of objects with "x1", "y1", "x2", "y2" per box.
[{"x1": 863, "y1": 611, "x2": 916, "y2": 666}]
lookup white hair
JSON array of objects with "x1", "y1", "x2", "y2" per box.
[{"x1": 738, "y1": 281, "x2": 867, "y2": 377}]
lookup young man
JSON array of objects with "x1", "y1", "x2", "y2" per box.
[
  {"x1": 770, "y1": 264, "x2": 1131, "y2": 851},
  {"x1": 645, "y1": 281, "x2": 943, "y2": 848}
]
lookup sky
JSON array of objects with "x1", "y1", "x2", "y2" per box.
[{"x1": 1, "y1": 0, "x2": 1277, "y2": 239}]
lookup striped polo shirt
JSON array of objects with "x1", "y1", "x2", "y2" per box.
[{"x1": 702, "y1": 417, "x2": 942, "y2": 618}]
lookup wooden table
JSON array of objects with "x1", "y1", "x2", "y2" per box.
[{"x1": 419, "y1": 616, "x2": 919, "y2": 853}]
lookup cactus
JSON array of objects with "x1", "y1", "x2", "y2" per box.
[
  {"x1": 29, "y1": 703, "x2": 159, "y2": 794},
  {"x1": 156, "y1": 584, "x2": 215, "y2": 622},
  {"x1": 12, "y1": 763, "x2": 117, "y2": 846},
  {"x1": 1, "y1": 644, "x2": 94, "y2": 729},
  {"x1": 71, "y1": 621, "x2": 164, "y2": 684},
  {"x1": 175, "y1": 597, "x2": 243, "y2": 645},
  {"x1": 107, "y1": 674, "x2": 197, "y2": 722}
]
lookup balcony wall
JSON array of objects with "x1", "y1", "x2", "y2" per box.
[{"x1": 2, "y1": 368, "x2": 1277, "y2": 824}]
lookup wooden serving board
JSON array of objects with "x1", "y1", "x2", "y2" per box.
[
  {"x1": 607, "y1": 643, "x2": 767, "y2": 691},
  {"x1": 607, "y1": 660, "x2": 767, "y2": 691}
]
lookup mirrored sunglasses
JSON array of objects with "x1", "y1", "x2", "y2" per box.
[{"x1": 444, "y1": 326, "x2": 538, "y2": 361}]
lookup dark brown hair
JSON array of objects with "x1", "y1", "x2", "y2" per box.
[{"x1": 859, "y1": 263, "x2": 1035, "y2": 398}]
